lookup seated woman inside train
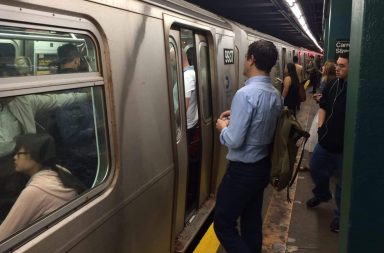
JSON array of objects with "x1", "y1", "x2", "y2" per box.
[{"x1": 0, "y1": 133, "x2": 86, "y2": 241}]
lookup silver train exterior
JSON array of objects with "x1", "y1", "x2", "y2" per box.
[{"x1": 0, "y1": 0, "x2": 320, "y2": 252}]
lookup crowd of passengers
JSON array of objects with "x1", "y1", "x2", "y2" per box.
[
  {"x1": 214, "y1": 39, "x2": 348, "y2": 253},
  {"x1": 0, "y1": 40, "x2": 348, "y2": 253},
  {"x1": 0, "y1": 43, "x2": 96, "y2": 240}
]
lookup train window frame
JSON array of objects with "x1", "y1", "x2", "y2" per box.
[
  {"x1": 197, "y1": 41, "x2": 213, "y2": 123},
  {"x1": 0, "y1": 18, "x2": 112, "y2": 249}
]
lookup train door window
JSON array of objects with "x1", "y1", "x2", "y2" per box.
[
  {"x1": 169, "y1": 39, "x2": 182, "y2": 140},
  {"x1": 196, "y1": 41, "x2": 212, "y2": 122},
  {"x1": 0, "y1": 24, "x2": 109, "y2": 243},
  {"x1": 288, "y1": 50, "x2": 292, "y2": 63},
  {"x1": 270, "y1": 45, "x2": 281, "y2": 91},
  {"x1": 0, "y1": 25, "x2": 97, "y2": 77},
  {"x1": 194, "y1": 33, "x2": 213, "y2": 211},
  {"x1": 234, "y1": 45, "x2": 239, "y2": 90},
  {"x1": 281, "y1": 47, "x2": 287, "y2": 74},
  {"x1": 303, "y1": 53, "x2": 308, "y2": 79}
]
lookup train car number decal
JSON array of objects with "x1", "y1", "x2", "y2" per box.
[{"x1": 224, "y1": 49, "x2": 234, "y2": 64}]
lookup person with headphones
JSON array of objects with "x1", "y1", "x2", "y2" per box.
[{"x1": 306, "y1": 52, "x2": 349, "y2": 233}]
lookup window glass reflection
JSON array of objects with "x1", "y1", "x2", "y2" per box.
[
  {"x1": 0, "y1": 26, "x2": 97, "y2": 77},
  {"x1": 0, "y1": 86, "x2": 108, "y2": 240}
]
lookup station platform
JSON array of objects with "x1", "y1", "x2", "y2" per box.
[{"x1": 193, "y1": 92, "x2": 339, "y2": 253}]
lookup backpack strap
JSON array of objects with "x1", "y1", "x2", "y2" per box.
[{"x1": 287, "y1": 129, "x2": 310, "y2": 202}]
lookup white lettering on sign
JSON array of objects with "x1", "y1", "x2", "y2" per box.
[
  {"x1": 224, "y1": 49, "x2": 234, "y2": 64},
  {"x1": 335, "y1": 40, "x2": 350, "y2": 56},
  {"x1": 336, "y1": 41, "x2": 350, "y2": 48}
]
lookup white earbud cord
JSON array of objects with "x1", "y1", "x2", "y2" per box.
[{"x1": 318, "y1": 79, "x2": 344, "y2": 143}]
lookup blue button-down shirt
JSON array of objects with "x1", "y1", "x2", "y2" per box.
[{"x1": 220, "y1": 75, "x2": 283, "y2": 163}]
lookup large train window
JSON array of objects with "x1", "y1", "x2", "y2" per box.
[
  {"x1": 0, "y1": 25, "x2": 97, "y2": 77},
  {"x1": 0, "y1": 20, "x2": 109, "y2": 244},
  {"x1": 0, "y1": 86, "x2": 109, "y2": 241}
]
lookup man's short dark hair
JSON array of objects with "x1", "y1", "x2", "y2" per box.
[
  {"x1": 338, "y1": 52, "x2": 349, "y2": 60},
  {"x1": 186, "y1": 47, "x2": 195, "y2": 66},
  {"x1": 58, "y1": 44, "x2": 80, "y2": 65},
  {"x1": 293, "y1": 55, "x2": 298, "y2": 63},
  {"x1": 247, "y1": 40, "x2": 278, "y2": 74}
]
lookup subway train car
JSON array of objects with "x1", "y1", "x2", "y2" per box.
[{"x1": 0, "y1": 0, "x2": 320, "y2": 252}]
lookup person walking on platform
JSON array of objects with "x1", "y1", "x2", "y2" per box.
[
  {"x1": 214, "y1": 40, "x2": 282, "y2": 253},
  {"x1": 293, "y1": 55, "x2": 304, "y2": 83},
  {"x1": 306, "y1": 52, "x2": 349, "y2": 233},
  {"x1": 307, "y1": 55, "x2": 321, "y2": 93}
]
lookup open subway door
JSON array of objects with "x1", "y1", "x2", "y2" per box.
[{"x1": 168, "y1": 26, "x2": 214, "y2": 252}]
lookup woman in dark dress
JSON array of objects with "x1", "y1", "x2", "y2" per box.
[{"x1": 282, "y1": 62, "x2": 300, "y2": 116}]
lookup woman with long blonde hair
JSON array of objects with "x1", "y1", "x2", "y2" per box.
[{"x1": 302, "y1": 60, "x2": 336, "y2": 171}]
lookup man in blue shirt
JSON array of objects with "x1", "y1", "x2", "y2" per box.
[{"x1": 214, "y1": 40, "x2": 283, "y2": 253}]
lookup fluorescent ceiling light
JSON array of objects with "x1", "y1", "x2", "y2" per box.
[
  {"x1": 298, "y1": 16, "x2": 306, "y2": 26},
  {"x1": 284, "y1": 0, "x2": 323, "y2": 51},
  {"x1": 291, "y1": 4, "x2": 302, "y2": 19},
  {"x1": 286, "y1": 0, "x2": 295, "y2": 6}
]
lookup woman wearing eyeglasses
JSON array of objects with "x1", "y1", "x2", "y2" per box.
[{"x1": 0, "y1": 133, "x2": 85, "y2": 240}]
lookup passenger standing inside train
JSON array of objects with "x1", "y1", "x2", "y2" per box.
[
  {"x1": 214, "y1": 40, "x2": 282, "y2": 253},
  {"x1": 0, "y1": 133, "x2": 85, "y2": 240},
  {"x1": 306, "y1": 53, "x2": 349, "y2": 233},
  {"x1": 282, "y1": 63, "x2": 300, "y2": 116},
  {"x1": 182, "y1": 45, "x2": 201, "y2": 209},
  {"x1": 57, "y1": 43, "x2": 81, "y2": 74},
  {"x1": 183, "y1": 45, "x2": 199, "y2": 136},
  {"x1": 183, "y1": 45, "x2": 200, "y2": 159},
  {"x1": 54, "y1": 43, "x2": 96, "y2": 188}
]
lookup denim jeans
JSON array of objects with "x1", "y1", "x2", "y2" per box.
[
  {"x1": 309, "y1": 143, "x2": 343, "y2": 217},
  {"x1": 214, "y1": 158, "x2": 270, "y2": 253}
]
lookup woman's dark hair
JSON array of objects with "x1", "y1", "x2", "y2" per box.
[
  {"x1": 247, "y1": 40, "x2": 278, "y2": 74},
  {"x1": 15, "y1": 133, "x2": 86, "y2": 194},
  {"x1": 287, "y1": 62, "x2": 299, "y2": 86},
  {"x1": 15, "y1": 133, "x2": 57, "y2": 167}
]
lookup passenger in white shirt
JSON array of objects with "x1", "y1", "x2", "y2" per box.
[{"x1": 183, "y1": 46, "x2": 199, "y2": 130}]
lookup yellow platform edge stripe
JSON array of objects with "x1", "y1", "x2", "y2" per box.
[{"x1": 193, "y1": 223, "x2": 220, "y2": 253}]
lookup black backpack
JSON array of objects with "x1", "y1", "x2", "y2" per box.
[{"x1": 270, "y1": 108, "x2": 310, "y2": 201}]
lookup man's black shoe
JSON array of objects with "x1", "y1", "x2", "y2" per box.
[
  {"x1": 306, "y1": 196, "x2": 331, "y2": 208},
  {"x1": 330, "y1": 217, "x2": 340, "y2": 233}
]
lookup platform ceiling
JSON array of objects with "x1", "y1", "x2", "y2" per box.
[{"x1": 184, "y1": 0, "x2": 324, "y2": 52}]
